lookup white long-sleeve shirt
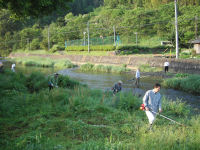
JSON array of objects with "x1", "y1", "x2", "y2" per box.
[
  {"x1": 11, "y1": 64, "x2": 16, "y2": 69},
  {"x1": 164, "y1": 62, "x2": 169, "y2": 67},
  {"x1": 135, "y1": 70, "x2": 140, "y2": 78}
]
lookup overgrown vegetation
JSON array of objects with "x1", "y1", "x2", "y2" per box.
[
  {"x1": 163, "y1": 74, "x2": 200, "y2": 95},
  {"x1": 0, "y1": 70, "x2": 199, "y2": 150},
  {"x1": 139, "y1": 64, "x2": 163, "y2": 72},
  {"x1": 80, "y1": 63, "x2": 130, "y2": 73},
  {"x1": 11, "y1": 57, "x2": 76, "y2": 69}
]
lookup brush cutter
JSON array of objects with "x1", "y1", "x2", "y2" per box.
[
  {"x1": 127, "y1": 78, "x2": 135, "y2": 82},
  {"x1": 140, "y1": 104, "x2": 185, "y2": 126}
]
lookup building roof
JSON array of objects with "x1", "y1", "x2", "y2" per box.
[{"x1": 190, "y1": 39, "x2": 200, "y2": 44}]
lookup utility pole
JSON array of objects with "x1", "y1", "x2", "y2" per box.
[
  {"x1": 48, "y1": 26, "x2": 50, "y2": 51},
  {"x1": 135, "y1": 32, "x2": 138, "y2": 46},
  {"x1": 83, "y1": 32, "x2": 86, "y2": 46},
  {"x1": 87, "y1": 22, "x2": 90, "y2": 53},
  {"x1": 27, "y1": 38, "x2": 30, "y2": 50},
  {"x1": 175, "y1": 0, "x2": 179, "y2": 59},
  {"x1": 195, "y1": 16, "x2": 198, "y2": 39},
  {"x1": 113, "y1": 25, "x2": 116, "y2": 46}
]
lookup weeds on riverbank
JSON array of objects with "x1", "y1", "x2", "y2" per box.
[
  {"x1": 0, "y1": 71, "x2": 199, "y2": 150},
  {"x1": 80, "y1": 63, "x2": 130, "y2": 73},
  {"x1": 11, "y1": 57, "x2": 76, "y2": 69},
  {"x1": 139, "y1": 64, "x2": 163, "y2": 72},
  {"x1": 163, "y1": 74, "x2": 200, "y2": 95}
]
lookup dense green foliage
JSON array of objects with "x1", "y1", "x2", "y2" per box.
[
  {"x1": 163, "y1": 74, "x2": 200, "y2": 95},
  {"x1": 0, "y1": 1, "x2": 200, "y2": 56},
  {"x1": 80, "y1": 63, "x2": 130, "y2": 73},
  {"x1": 0, "y1": 0, "x2": 72, "y2": 18},
  {"x1": 104, "y1": 0, "x2": 200, "y2": 8},
  {"x1": 0, "y1": 70, "x2": 200, "y2": 149}
]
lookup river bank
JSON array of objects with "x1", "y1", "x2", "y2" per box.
[
  {"x1": 9, "y1": 52, "x2": 200, "y2": 73},
  {"x1": 0, "y1": 70, "x2": 199, "y2": 150}
]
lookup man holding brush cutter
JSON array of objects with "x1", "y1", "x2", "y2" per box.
[
  {"x1": 142, "y1": 83, "x2": 162, "y2": 130},
  {"x1": 141, "y1": 83, "x2": 185, "y2": 130}
]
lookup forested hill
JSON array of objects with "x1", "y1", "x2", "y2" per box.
[
  {"x1": 104, "y1": 0, "x2": 200, "y2": 8},
  {"x1": 0, "y1": 0, "x2": 200, "y2": 55}
]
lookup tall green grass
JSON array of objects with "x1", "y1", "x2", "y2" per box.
[
  {"x1": 163, "y1": 74, "x2": 200, "y2": 95},
  {"x1": 0, "y1": 70, "x2": 199, "y2": 150},
  {"x1": 80, "y1": 63, "x2": 130, "y2": 73},
  {"x1": 11, "y1": 57, "x2": 76, "y2": 69},
  {"x1": 65, "y1": 45, "x2": 115, "y2": 51},
  {"x1": 139, "y1": 64, "x2": 163, "y2": 72}
]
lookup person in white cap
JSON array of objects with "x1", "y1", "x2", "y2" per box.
[
  {"x1": 11, "y1": 63, "x2": 16, "y2": 72},
  {"x1": 112, "y1": 80, "x2": 123, "y2": 95}
]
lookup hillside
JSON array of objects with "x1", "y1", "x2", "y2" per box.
[{"x1": 0, "y1": 0, "x2": 200, "y2": 56}]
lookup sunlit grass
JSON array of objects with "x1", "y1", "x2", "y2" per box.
[
  {"x1": 163, "y1": 74, "x2": 200, "y2": 95},
  {"x1": 0, "y1": 70, "x2": 199, "y2": 150}
]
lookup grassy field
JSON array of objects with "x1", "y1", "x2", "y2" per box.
[{"x1": 0, "y1": 70, "x2": 199, "y2": 150}]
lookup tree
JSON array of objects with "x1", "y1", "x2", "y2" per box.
[{"x1": 0, "y1": 0, "x2": 72, "y2": 18}]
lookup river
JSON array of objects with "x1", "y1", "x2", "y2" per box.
[{"x1": 2, "y1": 61, "x2": 200, "y2": 112}]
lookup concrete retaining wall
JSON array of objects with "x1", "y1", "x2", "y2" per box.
[{"x1": 9, "y1": 53, "x2": 200, "y2": 72}]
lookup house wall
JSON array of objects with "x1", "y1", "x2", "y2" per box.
[{"x1": 194, "y1": 44, "x2": 200, "y2": 54}]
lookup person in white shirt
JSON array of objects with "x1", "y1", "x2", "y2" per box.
[
  {"x1": 11, "y1": 63, "x2": 16, "y2": 72},
  {"x1": 164, "y1": 61, "x2": 169, "y2": 73},
  {"x1": 135, "y1": 68, "x2": 140, "y2": 88}
]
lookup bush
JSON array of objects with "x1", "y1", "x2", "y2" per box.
[
  {"x1": 26, "y1": 72, "x2": 48, "y2": 92},
  {"x1": 80, "y1": 63, "x2": 94, "y2": 71},
  {"x1": 0, "y1": 49, "x2": 11, "y2": 57},
  {"x1": 65, "y1": 45, "x2": 116, "y2": 51},
  {"x1": 0, "y1": 70, "x2": 27, "y2": 96},
  {"x1": 50, "y1": 44, "x2": 65, "y2": 53},
  {"x1": 116, "y1": 45, "x2": 170, "y2": 55},
  {"x1": 139, "y1": 64, "x2": 163, "y2": 72},
  {"x1": 40, "y1": 39, "x2": 49, "y2": 50},
  {"x1": 30, "y1": 38, "x2": 40, "y2": 50},
  {"x1": 54, "y1": 60, "x2": 75, "y2": 68},
  {"x1": 80, "y1": 63, "x2": 130, "y2": 73},
  {"x1": 175, "y1": 73, "x2": 189, "y2": 78},
  {"x1": 57, "y1": 75, "x2": 80, "y2": 89},
  {"x1": 114, "y1": 93, "x2": 141, "y2": 111},
  {"x1": 163, "y1": 74, "x2": 200, "y2": 95}
]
